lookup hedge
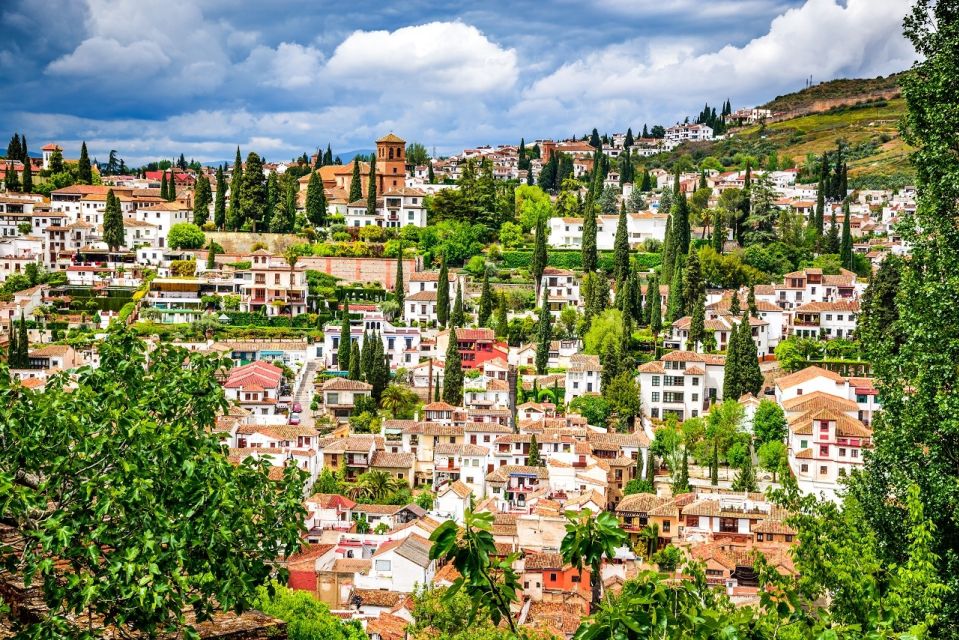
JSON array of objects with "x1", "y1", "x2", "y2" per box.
[
  {"x1": 501, "y1": 250, "x2": 661, "y2": 272},
  {"x1": 117, "y1": 301, "x2": 136, "y2": 324}
]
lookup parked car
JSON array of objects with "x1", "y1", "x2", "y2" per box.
[
  {"x1": 292, "y1": 402, "x2": 302, "y2": 413},
  {"x1": 289, "y1": 414, "x2": 301, "y2": 425}
]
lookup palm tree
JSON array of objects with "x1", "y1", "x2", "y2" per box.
[
  {"x1": 380, "y1": 384, "x2": 416, "y2": 418},
  {"x1": 350, "y1": 470, "x2": 402, "y2": 503},
  {"x1": 638, "y1": 522, "x2": 660, "y2": 561},
  {"x1": 560, "y1": 509, "x2": 627, "y2": 609}
]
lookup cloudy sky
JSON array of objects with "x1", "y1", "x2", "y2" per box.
[{"x1": 0, "y1": 0, "x2": 915, "y2": 165}]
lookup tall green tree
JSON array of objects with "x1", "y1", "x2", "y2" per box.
[
  {"x1": 450, "y1": 283, "x2": 465, "y2": 328},
  {"x1": 227, "y1": 148, "x2": 243, "y2": 230},
  {"x1": 674, "y1": 447, "x2": 691, "y2": 494},
  {"x1": 560, "y1": 510, "x2": 627, "y2": 609},
  {"x1": 535, "y1": 302, "x2": 552, "y2": 375},
  {"x1": 338, "y1": 310, "x2": 351, "y2": 370},
  {"x1": 688, "y1": 294, "x2": 706, "y2": 351},
  {"x1": 305, "y1": 170, "x2": 327, "y2": 227},
  {"x1": 527, "y1": 434, "x2": 542, "y2": 467},
  {"x1": 826, "y1": 207, "x2": 840, "y2": 254},
  {"x1": 682, "y1": 248, "x2": 703, "y2": 317},
  {"x1": 159, "y1": 172, "x2": 168, "y2": 200},
  {"x1": 168, "y1": 172, "x2": 177, "y2": 201},
  {"x1": 613, "y1": 201, "x2": 630, "y2": 284},
  {"x1": 647, "y1": 274, "x2": 662, "y2": 337},
  {"x1": 814, "y1": 176, "x2": 826, "y2": 243},
  {"x1": 349, "y1": 160, "x2": 362, "y2": 203},
  {"x1": 6, "y1": 318, "x2": 17, "y2": 367},
  {"x1": 21, "y1": 155, "x2": 32, "y2": 193},
  {"x1": 436, "y1": 261, "x2": 450, "y2": 328},
  {"x1": 348, "y1": 341, "x2": 361, "y2": 381},
  {"x1": 102, "y1": 189, "x2": 125, "y2": 251},
  {"x1": 0, "y1": 330, "x2": 306, "y2": 639},
  {"x1": 365, "y1": 156, "x2": 378, "y2": 216},
  {"x1": 394, "y1": 243, "x2": 405, "y2": 312},
  {"x1": 192, "y1": 174, "x2": 211, "y2": 225},
  {"x1": 16, "y1": 311, "x2": 28, "y2": 366},
  {"x1": 442, "y1": 328, "x2": 463, "y2": 405},
  {"x1": 532, "y1": 212, "x2": 548, "y2": 300},
  {"x1": 77, "y1": 141, "x2": 92, "y2": 184},
  {"x1": 731, "y1": 455, "x2": 757, "y2": 492},
  {"x1": 495, "y1": 292, "x2": 508, "y2": 337},
  {"x1": 582, "y1": 195, "x2": 598, "y2": 273},
  {"x1": 665, "y1": 253, "x2": 685, "y2": 323},
  {"x1": 738, "y1": 315, "x2": 763, "y2": 395},
  {"x1": 478, "y1": 270, "x2": 493, "y2": 327},
  {"x1": 240, "y1": 152, "x2": 266, "y2": 230},
  {"x1": 4, "y1": 158, "x2": 20, "y2": 192},
  {"x1": 840, "y1": 198, "x2": 854, "y2": 269},
  {"x1": 214, "y1": 166, "x2": 226, "y2": 229}
]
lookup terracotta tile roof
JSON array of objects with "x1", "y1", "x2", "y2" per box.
[
  {"x1": 568, "y1": 353, "x2": 602, "y2": 372},
  {"x1": 441, "y1": 480, "x2": 473, "y2": 499},
  {"x1": 321, "y1": 377, "x2": 373, "y2": 391},
  {"x1": 353, "y1": 588, "x2": 404, "y2": 608},
  {"x1": 306, "y1": 493, "x2": 357, "y2": 510},
  {"x1": 370, "y1": 451, "x2": 416, "y2": 468},
  {"x1": 615, "y1": 493, "x2": 668, "y2": 514},
  {"x1": 365, "y1": 612, "x2": 408, "y2": 640},
  {"x1": 794, "y1": 448, "x2": 813, "y2": 459},
  {"x1": 525, "y1": 552, "x2": 565, "y2": 570},
  {"x1": 782, "y1": 391, "x2": 858, "y2": 413},
  {"x1": 752, "y1": 519, "x2": 797, "y2": 535},
  {"x1": 775, "y1": 365, "x2": 846, "y2": 389},
  {"x1": 793, "y1": 300, "x2": 860, "y2": 313},
  {"x1": 331, "y1": 558, "x2": 371, "y2": 573}
]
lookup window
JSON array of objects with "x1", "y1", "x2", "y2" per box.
[
  {"x1": 757, "y1": 533, "x2": 764, "y2": 542},
  {"x1": 692, "y1": 394, "x2": 698, "y2": 402},
  {"x1": 839, "y1": 448, "x2": 846, "y2": 457},
  {"x1": 801, "y1": 464, "x2": 809, "y2": 473},
  {"x1": 856, "y1": 394, "x2": 867, "y2": 403},
  {"x1": 549, "y1": 572, "x2": 557, "y2": 581},
  {"x1": 785, "y1": 535, "x2": 794, "y2": 542},
  {"x1": 819, "y1": 445, "x2": 829, "y2": 456},
  {"x1": 819, "y1": 465, "x2": 828, "y2": 475},
  {"x1": 851, "y1": 449, "x2": 858, "y2": 458},
  {"x1": 692, "y1": 377, "x2": 699, "y2": 386},
  {"x1": 800, "y1": 439, "x2": 808, "y2": 449},
  {"x1": 825, "y1": 314, "x2": 832, "y2": 321},
  {"x1": 651, "y1": 392, "x2": 660, "y2": 402},
  {"x1": 375, "y1": 560, "x2": 391, "y2": 572},
  {"x1": 662, "y1": 520, "x2": 670, "y2": 532},
  {"x1": 571, "y1": 575, "x2": 581, "y2": 583},
  {"x1": 687, "y1": 516, "x2": 699, "y2": 528},
  {"x1": 651, "y1": 376, "x2": 660, "y2": 387}
]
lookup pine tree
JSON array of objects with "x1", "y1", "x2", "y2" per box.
[
  {"x1": 227, "y1": 148, "x2": 243, "y2": 230},
  {"x1": 613, "y1": 201, "x2": 630, "y2": 284},
  {"x1": 532, "y1": 212, "x2": 547, "y2": 299},
  {"x1": 666, "y1": 253, "x2": 685, "y2": 323},
  {"x1": 527, "y1": 434, "x2": 542, "y2": 466},
  {"x1": 495, "y1": 292, "x2": 508, "y2": 337},
  {"x1": 840, "y1": 198, "x2": 854, "y2": 269},
  {"x1": 102, "y1": 189, "x2": 125, "y2": 251},
  {"x1": 450, "y1": 283, "x2": 464, "y2": 328},
  {"x1": 366, "y1": 156, "x2": 378, "y2": 216},
  {"x1": 731, "y1": 455, "x2": 757, "y2": 492},
  {"x1": 159, "y1": 172, "x2": 168, "y2": 201},
  {"x1": 348, "y1": 341, "x2": 361, "y2": 380},
  {"x1": 21, "y1": 156, "x2": 32, "y2": 193},
  {"x1": 478, "y1": 270, "x2": 493, "y2": 327},
  {"x1": 78, "y1": 142, "x2": 92, "y2": 184},
  {"x1": 338, "y1": 309, "x2": 351, "y2": 370},
  {"x1": 535, "y1": 302, "x2": 552, "y2": 375},
  {"x1": 689, "y1": 294, "x2": 706, "y2": 351},
  {"x1": 394, "y1": 244, "x2": 405, "y2": 312},
  {"x1": 214, "y1": 166, "x2": 226, "y2": 229},
  {"x1": 436, "y1": 260, "x2": 450, "y2": 327},
  {"x1": 581, "y1": 195, "x2": 598, "y2": 272},
  {"x1": 305, "y1": 170, "x2": 327, "y2": 227},
  {"x1": 640, "y1": 168, "x2": 651, "y2": 192},
  {"x1": 442, "y1": 328, "x2": 463, "y2": 405}
]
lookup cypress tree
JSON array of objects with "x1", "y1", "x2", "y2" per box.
[
  {"x1": 436, "y1": 260, "x2": 450, "y2": 327},
  {"x1": 159, "y1": 173, "x2": 168, "y2": 200},
  {"x1": 640, "y1": 168, "x2": 651, "y2": 192},
  {"x1": 527, "y1": 434, "x2": 542, "y2": 466},
  {"x1": 673, "y1": 193, "x2": 691, "y2": 256},
  {"x1": 689, "y1": 294, "x2": 705, "y2": 351},
  {"x1": 7, "y1": 134, "x2": 21, "y2": 161},
  {"x1": 682, "y1": 248, "x2": 703, "y2": 317},
  {"x1": 645, "y1": 448, "x2": 656, "y2": 485},
  {"x1": 732, "y1": 456, "x2": 757, "y2": 492},
  {"x1": 348, "y1": 340, "x2": 361, "y2": 381},
  {"x1": 366, "y1": 156, "x2": 378, "y2": 216},
  {"x1": 738, "y1": 314, "x2": 763, "y2": 395},
  {"x1": 624, "y1": 127, "x2": 634, "y2": 149},
  {"x1": 349, "y1": 160, "x2": 362, "y2": 203},
  {"x1": 532, "y1": 212, "x2": 547, "y2": 299},
  {"x1": 78, "y1": 142, "x2": 92, "y2": 184},
  {"x1": 338, "y1": 309, "x2": 351, "y2": 369},
  {"x1": 371, "y1": 335, "x2": 388, "y2": 400},
  {"x1": 617, "y1": 268, "x2": 635, "y2": 320},
  {"x1": 394, "y1": 244, "x2": 405, "y2": 312},
  {"x1": 4, "y1": 159, "x2": 20, "y2": 192},
  {"x1": 581, "y1": 194, "x2": 598, "y2": 272},
  {"x1": 747, "y1": 286, "x2": 757, "y2": 317},
  {"x1": 102, "y1": 189, "x2": 124, "y2": 251},
  {"x1": 17, "y1": 311, "x2": 28, "y2": 367},
  {"x1": 21, "y1": 156, "x2": 32, "y2": 193},
  {"x1": 323, "y1": 144, "x2": 333, "y2": 165},
  {"x1": 6, "y1": 318, "x2": 17, "y2": 366},
  {"x1": 167, "y1": 172, "x2": 177, "y2": 201},
  {"x1": 428, "y1": 162, "x2": 435, "y2": 184},
  {"x1": 712, "y1": 208, "x2": 725, "y2": 253},
  {"x1": 306, "y1": 170, "x2": 327, "y2": 227},
  {"x1": 450, "y1": 283, "x2": 465, "y2": 328},
  {"x1": 495, "y1": 292, "x2": 508, "y2": 337},
  {"x1": 814, "y1": 176, "x2": 825, "y2": 243},
  {"x1": 213, "y1": 166, "x2": 226, "y2": 229},
  {"x1": 193, "y1": 175, "x2": 211, "y2": 225},
  {"x1": 730, "y1": 291, "x2": 741, "y2": 316},
  {"x1": 723, "y1": 319, "x2": 742, "y2": 399},
  {"x1": 826, "y1": 207, "x2": 840, "y2": 254},
  {"x1": 359, "y1": 330, "x2": 372, "y2": 381},
  {"x1": 648, "y1": 274, "x2": 662, "y2": 337},
  {"x1": 442, "y1": 328, "x2": 463, "y2": 405},
  {"x1": 660, "y1": 215, "x2": 674, "y2": 285},
  {"x1": 535, "y1": 302, "x2": 552, "y2": 375},
  {"x1": 478, "y1": 270, "x2": 493, "y2": 327},
  {"x1": 206, "y1": 242, "x2": 218, "y2": 270},
  {"x1": 265, "y1": 171, "x2": 279, "y2": 229},
  {"x1": 840, "y1": 199, "x2": 854, "y2": 269},
  {"x1": 613, "y1": 201, "x2": 630, "y2": 284},
  {"x1": 666, "y1": 253, "x2": 685, "y2": 323},
  {"x1": 674, "y1": 447, "x2": 691, "y2": 494},
  {"x1": 434, "y1": 376, "x2": 441, "y2": 403},
  {"x1": 710, "y1": 441, "x2": 719, "y2": 485},
  {"x1": 227, "y1": 148, "x2": 243, "y2": 230}
]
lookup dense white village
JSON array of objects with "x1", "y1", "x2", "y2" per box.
[{"x1": 0, "y1": 119, "x2": 917, "y2": 639}]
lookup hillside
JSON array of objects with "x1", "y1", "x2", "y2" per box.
[{"x1": 648, "y1": 74, "x2": 914, "y2": 189}]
